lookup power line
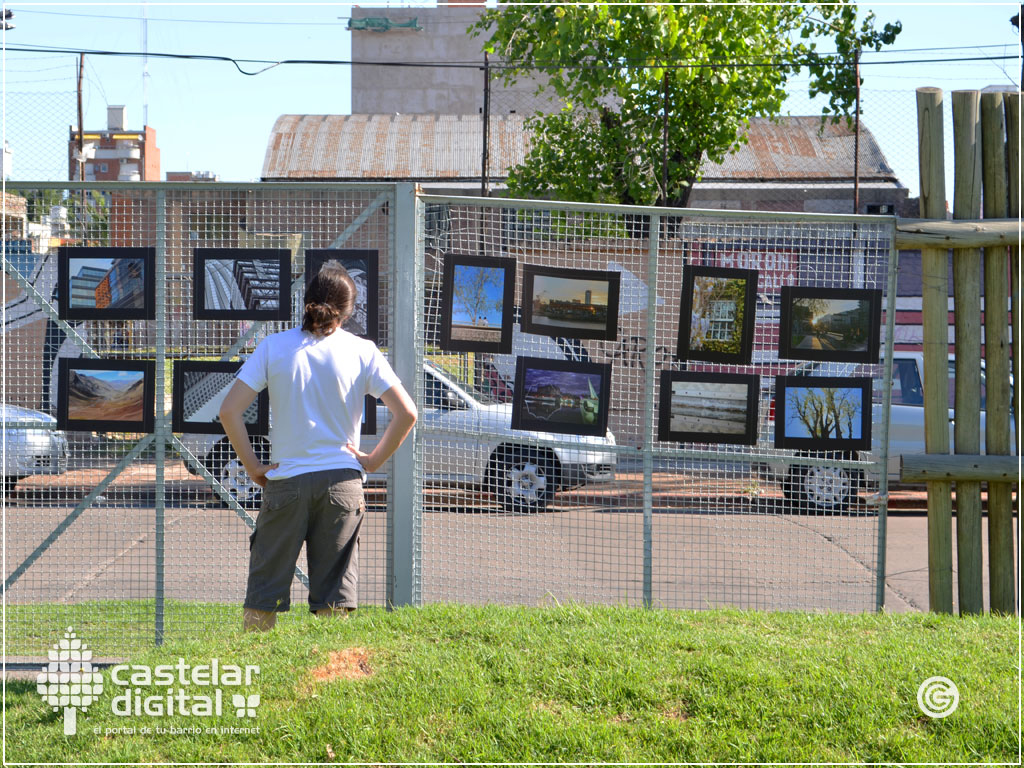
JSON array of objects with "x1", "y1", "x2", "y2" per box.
[{"x1": 15, "y1": 9, "x2": 348, "y2": 27}]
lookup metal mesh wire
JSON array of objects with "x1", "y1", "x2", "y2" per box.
[
  {"x1": 417, "y1": 197, "x2": 894, "y2": 612},
  {"x1": 3, "y1": 183, "x2": 395, "y2": 655}
]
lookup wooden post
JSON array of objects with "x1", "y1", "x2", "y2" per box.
[
  {"x1": 916, "y1": 87, "x2": 954, "y2": 614},
  {"x1": 980, "y1": 91, "x2": 1015, "y2": 615},
  {"x1": 951, "y1": 90, "x2": 984, "y2": 615},
  {"x1": 1005, "y1": 93, "x2": 1021, "y2": 456}
]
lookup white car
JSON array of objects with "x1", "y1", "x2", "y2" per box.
[
  {"x1": 2, "y1": 404, "x2": 69, "y2": 494},
  {"x1": 758, "y1": 353, "x2": 1015, "y2": 511},
  {"x1": 179, "y1": 361, "x2": 618, "y2": 512}
]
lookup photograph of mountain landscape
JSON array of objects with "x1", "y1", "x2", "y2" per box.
[
  {"x1": 57, "y1": 246, "x2": 155, "y2": 320},
  {"x1": 440, "y1": 254, "x2": 515, "y2": 353},
  {"x1": 304, "y1": 249, "x2": 379, "y2": 341},
  {"x1": 778, "y1": 287, "x2": 882, "y2": 363},
  {"x1": 58, "y1": 358, "x2": 155, "y2": 432},
  {"x1": 522, "y1": 266, "x2": 620, "y2": 340},
  {"x1": 511, "y1": 356, "x2": 611, "y2": 437}
]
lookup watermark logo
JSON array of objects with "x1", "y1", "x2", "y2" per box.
[
  {"x1": 917, "y1": 676, "x2": 960, "y2": 718},
  {"x1": 36, "y1": 627, "x2": 103, "y2": 736},
  {"x1": 232, "y1": 694, "x2": 261, "y2": 718}
]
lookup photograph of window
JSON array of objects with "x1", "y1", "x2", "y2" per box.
[
  {"x1": 439, "y1": 254, "x2": 516, "y2": 353},
  {"x1": 57, "y1": 357, "x2": 155, "y2": 433},
  {"x1": 677, "y1": 266, "x2": 757, "y2": 364},
  {"x1": 172, "y1": 360, "x2": 268, "y2": 435},
  {"x1": 511, "y1": 356, "x2": 611, "y2": 438},
  {"x1": 778, "y1": 287, "x2": 882, "y2": 363},
  {"x1": 193, "y1": 248, "x2": 291, "y2": 321},
  {"x1": 774, "y1": 376, "x2": 872, "y2": 451},
  {"x1": 58, "y1": 246, "x2": 156, "y2": 321},
  {"x1": 658, "y1": 371, "x2": 759, "y2": 445},
  {"x1": 521, "y1": 265, "x2": 620, "y2": 341},
  {"x1": 304, "y1": 249, "x2": 380, "y2": 342}
]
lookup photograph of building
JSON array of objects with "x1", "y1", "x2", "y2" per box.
[
  {"x1": 68, "y1": 257, "x2": 145, "y2": 309},
  {"x1": 203, "y1": 258, "x2": 281, "y2": 313}
]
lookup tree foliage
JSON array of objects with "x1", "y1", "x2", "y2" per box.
[{"x1": 473, "y1": 3, "x2": 901, "y2": 207}]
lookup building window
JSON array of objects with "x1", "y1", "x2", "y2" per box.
[
  {"x1": 97, "y1": 163, "x2": 108, "y2": 173},
  {"x1": 706, "y1": 300, "x2": 736, "y2": 341}
]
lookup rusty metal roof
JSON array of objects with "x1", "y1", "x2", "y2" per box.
[{"x1": 262, "y1": 113, "x2": 896, "y2": 183}]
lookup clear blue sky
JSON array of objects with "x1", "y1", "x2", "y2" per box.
[{"x1": 2, "y1": 2, "x2": 1020, "y2": 191}]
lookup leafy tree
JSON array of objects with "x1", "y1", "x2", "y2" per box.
[{"x1": 473, "y1": 3, "x2": 900, "y2": 207}]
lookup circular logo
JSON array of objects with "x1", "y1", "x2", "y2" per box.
[{"x1": 917, "y1": 676, "x2": 959, "y2": 718}]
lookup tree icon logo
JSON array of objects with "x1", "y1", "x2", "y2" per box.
[{"x1": 36, "y1": 627, "x2": 103, "y2": 736}]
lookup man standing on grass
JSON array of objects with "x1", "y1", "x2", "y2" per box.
[{"x1": 219, "y1": 264, "x2": 417, "y2": 631}]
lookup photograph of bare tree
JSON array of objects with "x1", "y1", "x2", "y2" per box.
[
  {"x1": 774, "y1": 376, "x2": 871, "y2": 450},
  {"x1": 439, "y1": 254, "x2": 515, "y2": 353},
  {"x1": 677, "y1": 266, "x2": 757, "y2": 364},
  {"x1": 779, "y1": 287, "x2": 882, "y2": 363}
]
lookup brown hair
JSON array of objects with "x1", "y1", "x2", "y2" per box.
[{"x1": 302, "y1": 262, "x2": 356, "y2": 337}]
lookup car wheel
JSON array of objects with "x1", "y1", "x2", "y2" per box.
[
  {"x1": 791, "y1": 464, "x2": 854, "y2": 513},
  {"x1": 206, "y1": 436, "x2": 270, "y2": 509},
  {"x1": 491, "y1": 447, "x2": 558, "y2": 513}
]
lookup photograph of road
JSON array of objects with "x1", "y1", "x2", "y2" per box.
[
  {"x1": 521, "y1": 367, "x2": 605, "y2": 428},
  {"x1": 529, "y1": 275, "x2": 609, "y2": 333},
  {"x1": 687, "y1": 275, "x2": 748, "y2": 354},
  {"x1": 67, "y1": 367, "x2": 146, "y2": 422},
  {"x1": 67, "y1": 256, "x2": 146, "y2": 310},
  {"x1": 789, "y1": 297, "x2": 871, "y2": 353},
  {"x1": 451, "y1": 263, "x2": 506, "y2": 344},
  {"x1": 203, "y1": 258, "x2": 281, "y2": 312},
  {"x1": 783, "y1": 385, "x2": 864, "y2": 441}
]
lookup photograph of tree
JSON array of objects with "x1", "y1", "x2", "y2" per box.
[
  {"x1": 658, "y1": 371, "x2": 758, "y2": 445},
  {"x1": 304, "y1": 249, "x2": 379, "y2": 341},
  {"x1": 511, "y1": 356, "x2": 611, "y2": 437},
  {"x1": 677, "y1": 266, "x2": 757, "y2": 364},
  {"x1": 779, "y1": 287, "x2": 882, "y2": 363},
  {"x1": 774, "y1": 376, "x2": 871, "y2": 450},
  {"x1": 172, "y1": 360, "x2": 268, "y2": 435},
  {"x1": 58, "y1": 358, "x2": 154, "y2": 432},
  {"x1": 439, "y1": 254, "x2": 515, "y2": 353},
  {"x1": 58, "y1": 246, "x2": 155, "y2": 320},
  {"x1": 522, "y1": 266, "x2": 620, "y2": 340},
  {"x1": 193, "y1": 248, "x2": 291, "y2": 321}
]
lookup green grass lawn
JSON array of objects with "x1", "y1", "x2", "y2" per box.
[{"x1": 4, "y1": 604, "x2": 1019, "y2": 763}]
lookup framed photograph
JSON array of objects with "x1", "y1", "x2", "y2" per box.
[
  {"x1": 511, "y1": 356, "x2": 611, "y2": 438},
  {"x1": 58, "y1": 246, "x2": 155, "y2": 321},
  {"x1": 658, "y1": 371, "x2": 759, "y2": 445},
  {"x1": 778, "y1": 287, "x2": 882, "y2": 363},
  {"x1": 193, "y1": 248, "x2": 291, "y2": 321},
  {"x1": 774, "y1": 376, "x2": 872, "y2": 451},
  {"x1": 304, "y1": 249, "x2": 380, "y2": 342},
  {"x1": 677, "y1": 266, "x2": 758, "y2": 364},
  {"x1": 171, "y1": 360, "x2": 269, "y2": 435},
  {"x1": 521, "y1": 265, "x2": 620, "y2": 341},
  {"x1": 439, "y1": 254, "x2": 516, "y2": 353},
  {"x1": 361, "y1": 394, "x2": 377, "y2": 436},
  {"x1": 57, "y1": 357, "x2": 155, "y2": 433}
]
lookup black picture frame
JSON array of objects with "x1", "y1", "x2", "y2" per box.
[
  {"x1": 192, "y1": 248, "x2": 291, "y2": 321},
  {"x1": 521, "y1": 265, "x2": 621, "y2": 341},
  {"x1": 57, "y1": 246, "x2": 156, "y2": 321},
  {"x1": 439, "y1": 254, "x2": 516, "y2": 353},
  {"x1": 510, "y1": 356, "x2": 612, "y2": 438},
  {"x1": 658, "y1": 371, "x2": 759, "y2": 445},
  {"x1": 676, "y1": 265, "x2": 758, "y2": 364},
  {"x1": 304, "y1": 249, "x2": 380, "y2": 342},
  {"x1": 361, "y1": 395, "x2": 377, "y2": 436},
  {"x1": 777, "y1": 286, "x2": 883, "y2": 364},
  {"x1": 57, "y1": 357, "x2": 155, "y2": 433},
  {"x1": 171, "y1": 360, "x2": 269, "y2": 435},
  {"x1": 774, "y1": 375, "x2": 872, "y2": 451}
]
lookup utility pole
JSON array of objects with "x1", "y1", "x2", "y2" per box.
[
  {"x1": 853, "y1": 48, "x2": 861, "y2": 215},
  {"x1": 76, "y1": 53, "x2": 85, "y2": 181}
]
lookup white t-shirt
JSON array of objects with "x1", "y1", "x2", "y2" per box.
[{"x1": 237, "y1": 326, "x2": 401, "y2": 479}]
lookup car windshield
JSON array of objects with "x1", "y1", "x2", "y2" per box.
[{"x1": 425, "y1": 359, "x2": 499, "y2": 405}]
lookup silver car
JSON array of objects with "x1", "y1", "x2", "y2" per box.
[{"x1": 2, "y1": 404, "x2": 69, "y2": 494}]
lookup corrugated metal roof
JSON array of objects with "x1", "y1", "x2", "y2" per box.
[{"x1": 262, "y1": 113, "x2": 896, "y2": 183}]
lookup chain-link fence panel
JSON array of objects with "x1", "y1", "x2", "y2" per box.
[
  {"x1": 417, "y1": 195, "x2": 895, "y2": 612},
  {"x1": 3, "y1": 182, "x2": 396, "y2": 657}
]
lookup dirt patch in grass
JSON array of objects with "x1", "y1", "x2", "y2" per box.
[{"x1": 311, "y1": 647, "x2": 374, "y2": 681}]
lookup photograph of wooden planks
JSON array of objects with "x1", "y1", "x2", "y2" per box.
[{"x1": 669, "y1": 381, "x2": 749, "y2": 434}]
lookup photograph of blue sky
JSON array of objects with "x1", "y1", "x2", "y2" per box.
[
  {"x1": 524, "y1": 368, "x2": 602, "y2": 399},
  {"x1": 784, "y1": 387, "x2": 864, "y2": 440},
  {"x1": 533, "y1": 276, "x2": 609, "y2": 306},
  {"x1": 452, "y1": 265, "x2": 505, "y2": 327},
  {"x1": 73, "y1": 369, "x2": 144, "y2": 386}
]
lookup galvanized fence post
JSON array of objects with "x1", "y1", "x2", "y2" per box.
[
  {"x1": 643, "y1": 213, "x2": 661, "y2": 608},
  {"x1": 154, "y1": 188, "x2": 167, "y2": 645}
]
